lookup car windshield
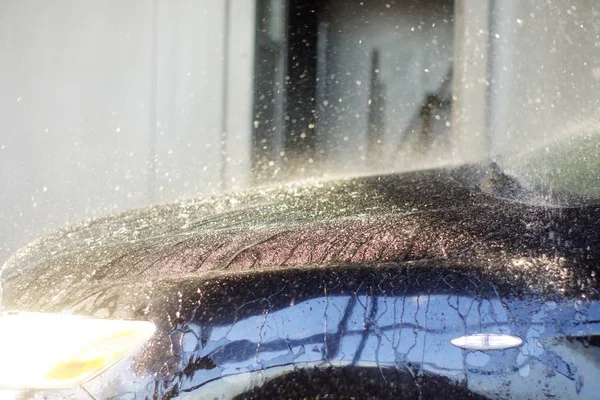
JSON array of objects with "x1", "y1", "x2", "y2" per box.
[{"x1": 0, "y1": 0, "x2": 598, "y2": 264}]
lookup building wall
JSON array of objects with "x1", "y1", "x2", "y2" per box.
[
  {"x1": 490, "y1": 0, "x2": 599, "y2": 154},
  {"x1": 0, "y1": 0, "x2": 255, "y2": 263}
]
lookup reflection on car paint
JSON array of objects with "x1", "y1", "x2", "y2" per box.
[
  {"x1": 79, "y1": 266, "x2": 600, "y2": 399},
  {"x1": 168, "y1": 292, "x2": 599, "y2": 399}
]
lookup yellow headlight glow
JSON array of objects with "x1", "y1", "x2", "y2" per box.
[{"x1": 0, "y1": 312, "x2": 155, "y2": 390}]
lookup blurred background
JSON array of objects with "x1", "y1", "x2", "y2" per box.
[{"x1": 0, "y1": 0, "x2": 598, "y2": 263}]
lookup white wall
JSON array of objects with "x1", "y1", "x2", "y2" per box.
[
  {"x1": 0, "y1": 0, "x2": 255, "y2": 262},
  {"x1": 490, "y1": 0, "x2": 600, "y2": 156}
]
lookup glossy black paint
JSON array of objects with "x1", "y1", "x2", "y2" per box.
[{"x1": 2, "y1": 167, "x2": 600, "y2": 398}]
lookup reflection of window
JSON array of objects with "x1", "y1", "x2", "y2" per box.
[
  {"x1": 252, "y1": 0, "x2": 287, "y2": 182},
  {"x1": 253, "y1": 0, "x2": 454, "y2": 177},
  {"x1": 314, "y1": 0, "x2": 455, "y2": 169}
]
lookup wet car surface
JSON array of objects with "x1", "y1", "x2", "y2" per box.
[{"x1": 2, "y1": 166, "x2": 600, "y2": 398}]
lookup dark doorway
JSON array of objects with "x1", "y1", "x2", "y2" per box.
[
  {"x1": 252, "y1": 0, "x2": 321, "y2": 183},
  {"x1": 252, "y1": 0, "x2": 455, "y2": 182}
]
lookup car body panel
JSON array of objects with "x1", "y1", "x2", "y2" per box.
[{"x1": 2, "y1": 168, "x2": 600, "y2": 398}]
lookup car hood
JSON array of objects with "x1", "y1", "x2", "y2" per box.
[{"x1": 2, "y1": 167, "x2": 598, "y2": 315}]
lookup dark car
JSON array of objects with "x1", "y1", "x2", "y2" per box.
[{"x1": 1, "y1": 164, "x2": 599, "y2": 399}]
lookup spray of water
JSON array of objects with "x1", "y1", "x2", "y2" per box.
[{"x1": 498, "y1": 119, "x2": 600, "y2": 205}]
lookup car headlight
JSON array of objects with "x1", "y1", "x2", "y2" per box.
[{"x1": 0, "y1": 312, "x2": 155, "y2": 390}]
